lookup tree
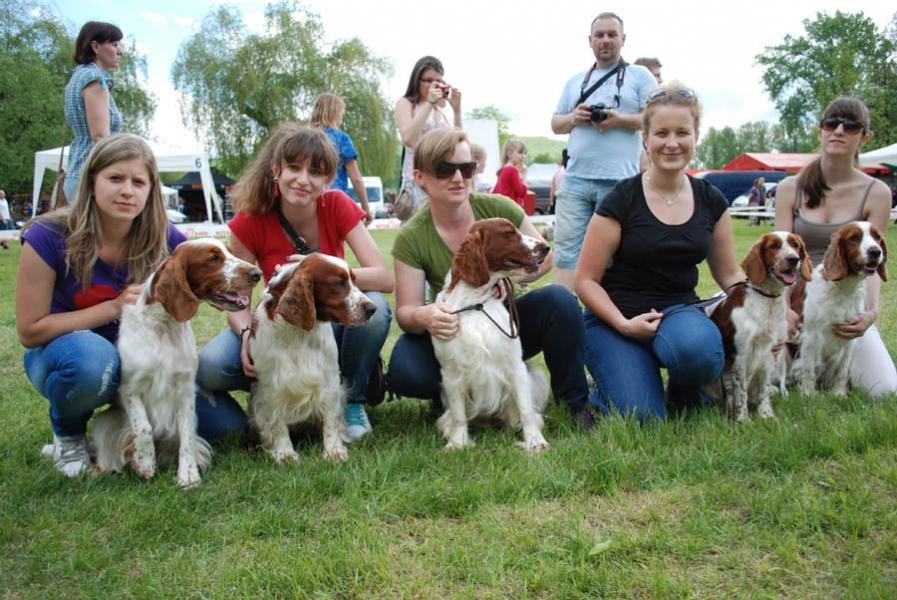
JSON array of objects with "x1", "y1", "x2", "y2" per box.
[
  {"x1": 0, "y1": 0, "x2": 155, "y2": 195},
  {"x1": 757, "y1": 10, "x2": 897, "y2": 151},
  {"x1": 466, "y1": 105, "x2": 512, "y2": 145},
  {"x1": 171, "y1": 1, "x2": 397, "y2": 184},
  {"x1": 695, "y1": 121, "x2": 788, "y2": 169}
]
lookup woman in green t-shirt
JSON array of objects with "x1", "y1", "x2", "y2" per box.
[{"x1": 387, "y1": 128, "x2": 599, "y2": 430}]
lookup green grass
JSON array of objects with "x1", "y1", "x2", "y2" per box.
[{"x1": 2, "y1": 219, "x2": 897, "y2": 598}]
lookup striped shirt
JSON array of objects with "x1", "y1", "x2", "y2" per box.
[{"x1": 64, "y1": 63, "x2": 122, "y2": 182}]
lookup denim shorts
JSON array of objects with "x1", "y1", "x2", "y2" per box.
[{"x1": 553, "y1": 175, "x2": 618, "y2": 270}]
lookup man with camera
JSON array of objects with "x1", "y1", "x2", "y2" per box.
[{"x1": 550, "y1": 12, "x2": 657, "y2": 289}]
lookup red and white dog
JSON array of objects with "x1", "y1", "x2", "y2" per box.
[
  {"x1": 432, "y1": 218, "x2": 551, "y2": 452},
  {"x1": 791, "y1": 221, "x2": 887, "y2": 396},
  {"x1": 710, "y1": 232, "x2": 812, "y2": 421},
  {"x1": 249, "y1": 253, "x2": 376, "y2": 464},
  {"x1": 94, "y1": 239, "x2": 261, "y2": 487}
]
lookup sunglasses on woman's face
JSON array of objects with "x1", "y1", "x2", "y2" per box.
[
  {"x1": 820, "y1": 117, "x2": 864, "y2": 134},
  {"x1": 434, "y1": 161, "x2": 477, "y2": 179}
]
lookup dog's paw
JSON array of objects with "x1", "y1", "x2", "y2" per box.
[
  {"x1": 176, "y1": 469, "x2": 201, "y2": 489},
  {"x1": 269, "y1": 448, "x2": 300, "y2": 464},
  {"x1": 758, "y1": 405, "x2": 776, "y2": 420},
  {"x1": 442, "y1": 439, "x2": 474, "y2": 452},
  {"x1": 324, "y1": 445, "x2": 348, "y2": 462},
  {"x1": 517, "y1": 436, "x2": 549, "y2": 454},
  {"x1": 130, "y1": 457, "x2": 156, "y2": 480}
]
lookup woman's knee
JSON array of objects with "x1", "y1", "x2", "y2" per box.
[
  {"x1": 45, "y1": 331, "x2": 121, "y2": 404},
  {"x1": 655, "y1": 311, "x2": 723, "y2": 383},
  {"x1": 197, "y1": 330, "x2": 243, "y2": 391}
]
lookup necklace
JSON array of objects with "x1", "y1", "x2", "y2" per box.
[{"x1": 646, "y1": 173, "x2": 685, "y2": 207}]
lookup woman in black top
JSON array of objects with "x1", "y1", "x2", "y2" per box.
[{"x1": 574, "y1": 82, "x2": 744, "y2": 421}]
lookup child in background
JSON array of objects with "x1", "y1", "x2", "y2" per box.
[{"x1": 492, "y1": 139, "x2": 529, "y2": 208}]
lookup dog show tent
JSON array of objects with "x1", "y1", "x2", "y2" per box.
[
  {"x1": 32, "y1": 141, "x2": 224, "y2": 222},
  {"x1": 860, "y1": 142, "x2": 897, "y2": 168}
]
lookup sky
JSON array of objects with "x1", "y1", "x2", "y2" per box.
[{"x1": 53, "y1": 0, "x2": 895, "y2": 153}]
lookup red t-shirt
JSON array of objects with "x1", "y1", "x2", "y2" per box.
[
  {"x1": 492, "y1": 165, "x2": 528, "y2": 207},
  {"x1": 228, "y1": 190, "x2": 364, "y2": 282}
]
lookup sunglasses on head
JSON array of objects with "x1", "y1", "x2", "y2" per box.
[
  {"x1": 820, "y1": 117, "x2": 864, "y2": 134},
  {"x1": 646, "y1": 87, "x2": 697, "y2": 104},
  {"x1": 434, "y1": 161, "x2": 477, "y2": 179}
]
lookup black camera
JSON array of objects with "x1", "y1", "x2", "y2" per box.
[{"x1": 589, "y1": 103, "x2": 609, "y2": 122}]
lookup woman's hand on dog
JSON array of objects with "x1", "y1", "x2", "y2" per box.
[{"x1": 425, "y1": 302, "x2": 459, "y2": 340}]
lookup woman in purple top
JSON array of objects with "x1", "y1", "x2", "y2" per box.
[{"x1": 16, "y1": 134, "x2": 241, "y2": 478}]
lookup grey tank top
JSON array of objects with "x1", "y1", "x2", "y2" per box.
[{"x1": 792, "y1": 180, "x2": 875, "y2": 265}]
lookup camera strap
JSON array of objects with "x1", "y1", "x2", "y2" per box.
[
  {"x1": 576, "y1": 59, "x2": 627, "y2": 107},
  {"x1": 277, "y1": 207, "x2": 318, "y2": 255}
]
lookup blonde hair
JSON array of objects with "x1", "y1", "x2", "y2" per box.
[
  {"x1": 230, "y1": 124, "x2": 338, "y2": 215},
  {"x1": 501, "y1": 139, "x2": 526, "y2": 165},
  {"x1": 643, "y1": 80, "x2": 701, "y2": 132},
  {"x1": 413, "y1": 128, "x2": 469, "y2": 175},
  {"x1": 24, "y1": 133, "x2": 169, "y2": 287},
  {"x1": 310, "y1": 93, "x2": 346, "y2": 129},
  {"x1": 470, "y1": 143, "x2": 487, "y2": 165}
]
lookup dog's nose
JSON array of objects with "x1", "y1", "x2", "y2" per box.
[
  {"x1": 868, "y1": 247, "x2": 882, "y2": 261},
  {"x1": 787, "y1": 255, "x2": 799, "y2": 267},
  {"x1": 535, "y1": 242, "x2": 550, "y2": 257},
  {"x1": 363, "y1": 303, "x2": 377, "y2": 319}
]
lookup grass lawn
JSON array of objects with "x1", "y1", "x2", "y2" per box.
[{"x1": 1, "y1": 218, "x2": 896, "y2": 598}]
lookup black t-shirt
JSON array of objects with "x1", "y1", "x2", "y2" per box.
[{"x1": 596, "y1": 174, "x2": 728, "y2": 319}]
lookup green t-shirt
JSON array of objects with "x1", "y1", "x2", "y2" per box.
[{"x1": 391, "y1": 193, "x2": 526, "y2": 301}]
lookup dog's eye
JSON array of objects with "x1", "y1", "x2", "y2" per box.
[{"x1": 209, "y1": 253, "x2": 221, "y2": 262}]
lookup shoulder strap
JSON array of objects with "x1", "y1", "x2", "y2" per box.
[
  {"x1": 276, "y1": 207, "x2": 318, "y2": 255},
  {"x1": 857, "y1": 179, "x2": 876, "y2": 217},
  {"x1": 793, "y1": 179, "x2": 802, "y2": 216},
  {"x1": 576, "y1": 60, "x2": 626, "y2": 106}
]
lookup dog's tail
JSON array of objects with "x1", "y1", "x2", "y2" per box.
[{"x1": 92, "y1": 406, "x2": 132, "y2": 473}]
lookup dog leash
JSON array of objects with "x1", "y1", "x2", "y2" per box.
[{"x1": 449, "y1": 277, "x2": 520, "y2": 339}]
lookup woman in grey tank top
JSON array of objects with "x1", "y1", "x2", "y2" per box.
[{"x1": 775, "y1": 96, "x2": 895, "y2": 398}]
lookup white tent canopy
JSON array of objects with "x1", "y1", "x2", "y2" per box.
[
  {"x1": 33, "y1": 141, "x2": 224, "y2": 222},
  {"x1": 859, "y1": 142, "x2": 897, "y2": 167}
]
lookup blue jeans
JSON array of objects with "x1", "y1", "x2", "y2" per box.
[
  {"x1": 197, "y1": 291, "x2": 392, "y2": 411},
  {"x1": 583, "y1": 304, "x2": 724, "y2": 422},
  {"x1": 554, "y1": 175, "x2": 618, "y2": 270},
  {"x1": 387, "y1": 285, "x2": 591, "y2": 412},
  {"x1": 23, "y1": 331, "x2": 246, "y2": 440}
]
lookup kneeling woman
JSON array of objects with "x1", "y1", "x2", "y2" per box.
[
  {"x1": 574, "y1": 83, "x2": 743, "y2": 421},
  {"x1": 387, "y1": 127, "x2": 597, "y2": 429},
  {"x1": 198, "y1": 125, "x2": 393, "y2": 441}
]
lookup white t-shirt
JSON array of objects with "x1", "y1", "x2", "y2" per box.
[{"x1": 0, "y1": 199, "x2": 10, "y2": 222}]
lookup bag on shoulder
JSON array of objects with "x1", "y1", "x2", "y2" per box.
[{"x1": 394, "y1": 187, "x2": 417, "y2": 222}]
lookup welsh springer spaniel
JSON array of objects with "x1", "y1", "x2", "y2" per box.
[
  {"x1": 432, "y1": 218, "x2": 551, "y2": 452},
  {"x1": 94, "y1": 239, "x2": 261, "y2": 487},
  {"x1": 791, "y1": 221, "x2": 887, "y2": 396},
  {"x1": 249, "y1": 253, "x2": 376, "y2": 464},
  {"x1": 710, "y1": 232, "x2": 811, "y2": 421}
]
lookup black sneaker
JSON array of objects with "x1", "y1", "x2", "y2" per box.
[
  {"x1": 364, "y1": 356, "x2": 387, "y2": 406},
  {"x1": 571, "y1": 405, "x2": 598, "y2": 431}
]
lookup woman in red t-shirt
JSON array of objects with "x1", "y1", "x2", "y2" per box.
[
  {"x1": 491, "y1": 139, "x2": 529, "y2": 207},
  {"x1": 198, "y1": 125, "x2": 394, "y2": 441}
]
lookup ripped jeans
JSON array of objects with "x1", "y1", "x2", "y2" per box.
[{"x1": 24, "y1": 330, "x2": 247, "y2": 440}]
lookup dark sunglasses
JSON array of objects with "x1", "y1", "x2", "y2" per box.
[
  {"x1": 820, "y1": 117, "x2": 864, "y2": 134},
  {"x1": 434, "y1": 161, "x2": 477, "y2": 179},
  {"x1": 646, "y1": 87, "x2": 697, "y2": 104}
]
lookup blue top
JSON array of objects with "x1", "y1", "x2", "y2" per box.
[
  {"x1": 324, "y1": 127, "x2": 359, "y2": 192},
  {"x1": 22, "y1": 222, "x2": 186, "y2": 342},
  {"x1": 64, "y1": 63, "x2": 122, "y2": 183},
  {"x1": 554, "y1": 63, "x2": 656, "y2": 180}
]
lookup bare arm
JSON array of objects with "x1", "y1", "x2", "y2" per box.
[
  {"x1": 345, "y1": 159, "x2": 372, "y2": 225},
  {"x1": 395, "y1": 92, "x2": 446, "y2": 148},
  {"x1": 706, "y1": 211, "x2": 746, "y2": 291},
  {"x1": 551, "y1": 104, "x2": 592, "y2": 134},
  {"x1": 394, "y1": 259, "x2": 458, "y2": 339},
  {"x1": 596, "y1": 109, "x2": 644, "y2": 132},
  {"x1": 574, "y1": 214, "x2": 662, "y2": 338},
  {"x1": 344, "y1": 221, "x2": 394, "y2": 292},
  {"x1": 82, "y1": 81, "x2": 111, "y2": 141},
  {"x1": 774, "y1": 176, "x2": 798, "y2": 232},
  {"x1": 225, "y1": 233, "x2": 260, "y2": 377},
  {"x1": 16, "y1": 243, "x2": 139, "y2": 348}
]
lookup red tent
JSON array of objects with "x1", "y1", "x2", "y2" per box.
[{"x1": 723, "y1": 152, "x2": 889, "y2": 175}]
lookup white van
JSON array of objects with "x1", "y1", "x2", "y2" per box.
[{"x1": 344, "y1": 176, "x2": 386, "y2": 218}]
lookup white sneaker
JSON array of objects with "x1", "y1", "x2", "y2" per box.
[
  {"x1": 43, "y1": 435, "x2": 91, "y2": 477},
  {"x1": 344, "y1": 403, "x2": 372, "y2": 442}
]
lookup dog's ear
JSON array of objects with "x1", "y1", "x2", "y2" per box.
[
  {"x1": 873, "y1": 225, "x2": 888, "y2": 282},
  {"x1": 794, "y1": 235, "x2": 814, "y2": 282},
  {"x1": 276, "y1": 269, "x2": 316, "y2": 331},
  {"x1": 822, "y1": 231, "x2": 849, "y2": 281},
  {"x1": 151, "y1": 255, "x2": 199, "y2": 322},
  {"x1": 741, "y1": 238, "x2": 768, "y2": 285},
  {"x1": 449, "y1": 228, "x2": 490, "y2": 290}
]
